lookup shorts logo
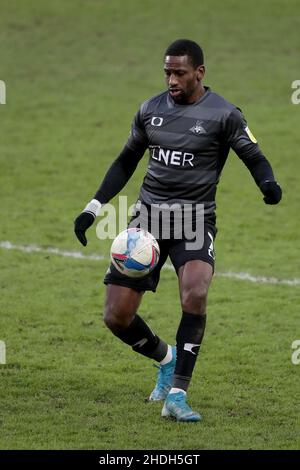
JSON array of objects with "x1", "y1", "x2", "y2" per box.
[
  {"x1": 208, "y1": 232, "x2": 215, "y2": 260},
  {"x1": 151, "y1": 116, "x2": 164, "y2": 126},
  {"x1": 189, "y1": 120, "x2": 207, "y2": 135}
]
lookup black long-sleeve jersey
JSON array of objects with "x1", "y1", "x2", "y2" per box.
[{"x1": 95, "y1": 87, "x2": 275, "y2": 216}]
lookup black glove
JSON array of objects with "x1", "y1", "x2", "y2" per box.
[
  {"x1": 74, "y1": 212, "x2": 95, "y2": 246},
  {"x1": 74, "y1": 199, "x2": 101, "y2": 246},
  {"x1": 260, "y1": 181, "x2": 282, "y2": 205}
]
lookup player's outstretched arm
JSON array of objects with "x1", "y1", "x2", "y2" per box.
[{"x1": 74, "y1": 144, "x2": 146, "y2": 246}]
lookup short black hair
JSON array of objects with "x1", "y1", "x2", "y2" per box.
[{"x1": 164, "y1": 39, "x2": 204, "y2": 68}]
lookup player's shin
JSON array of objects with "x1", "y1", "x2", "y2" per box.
[
  {"x1": 112, "y1": 314, "x2": 168, "y2": 362},
  {"x1": 172, "y1": 311, "x2": 206, "y2": 392}
]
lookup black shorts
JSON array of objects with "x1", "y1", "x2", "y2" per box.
[{"x1": 103, "y1": 204, "x2": 217, "y2": 293}]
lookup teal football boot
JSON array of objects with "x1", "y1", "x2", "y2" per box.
[{"x1": 161, "y1": 391, "x2": 202, "y2": 422}]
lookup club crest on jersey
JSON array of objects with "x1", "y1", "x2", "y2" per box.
[{"x1": 189, "y1": 120, "x2": 207, "y2": 135}]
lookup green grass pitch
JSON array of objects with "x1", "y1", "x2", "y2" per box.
[{"x1": 0, "y1": 0, "x2": 299, "y2": 450}]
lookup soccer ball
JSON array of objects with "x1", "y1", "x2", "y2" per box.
[{"x1": 110, "y1": 228, "x2": 160, "y2": 278}]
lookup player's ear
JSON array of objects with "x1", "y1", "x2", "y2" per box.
[{"x1": 197, "y1": 65, "x2": 205, "y2": 81}]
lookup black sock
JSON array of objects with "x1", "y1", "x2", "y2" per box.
[
  {"x1": 113, "y1": 314, "x2": 168, "y2": 362},
  {"x1": 173, "y1": 311, "x2": 207, "y2": 391}
]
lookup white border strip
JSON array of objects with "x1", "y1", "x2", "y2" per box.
[{"x1": 1, "y1": 241, "x2": 299, "y2": 286}]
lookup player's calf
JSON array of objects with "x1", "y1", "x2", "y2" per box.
[{"x1": 103, "y1": 285, "x2": 169, "y2": 362}]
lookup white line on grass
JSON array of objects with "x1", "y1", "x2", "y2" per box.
[{"x1": 1, "y1": 240, "x2": 299, "y2": 286}]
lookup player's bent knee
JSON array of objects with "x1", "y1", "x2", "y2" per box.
[
  {"x1": 103, "y1": 285, "x2": 143, "y2": 333},
  {"x1": 103, "y1": 315, "x2": 124, "y2": 333},
  {"x1": 103, "y1": 311, "x2": 127, "y2": 333},
  {"x1": 103, "y1": 303, "x2": 134, "y2": 333},
  {"x1": 181, "y1": 285, "x2": 208, "y2": 314}
]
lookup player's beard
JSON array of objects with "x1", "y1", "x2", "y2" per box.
[
  {"x1": 169, "y1": 89, "x2": 188, "y2": 104},
  {"x1": 169, "y1": 82, "x2": 198, "y2": 104}
]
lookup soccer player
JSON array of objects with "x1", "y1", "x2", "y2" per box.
[{"x1": 74, "y1": 39, "x2": 282, "y2": 422}]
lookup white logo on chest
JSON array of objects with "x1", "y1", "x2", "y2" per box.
[
  {"x1": 151, "y1": 147, "x2": 194, "y2": 167},
  {"x1": 151, "y1": 116, "x2": 164, "y2": 126}
]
